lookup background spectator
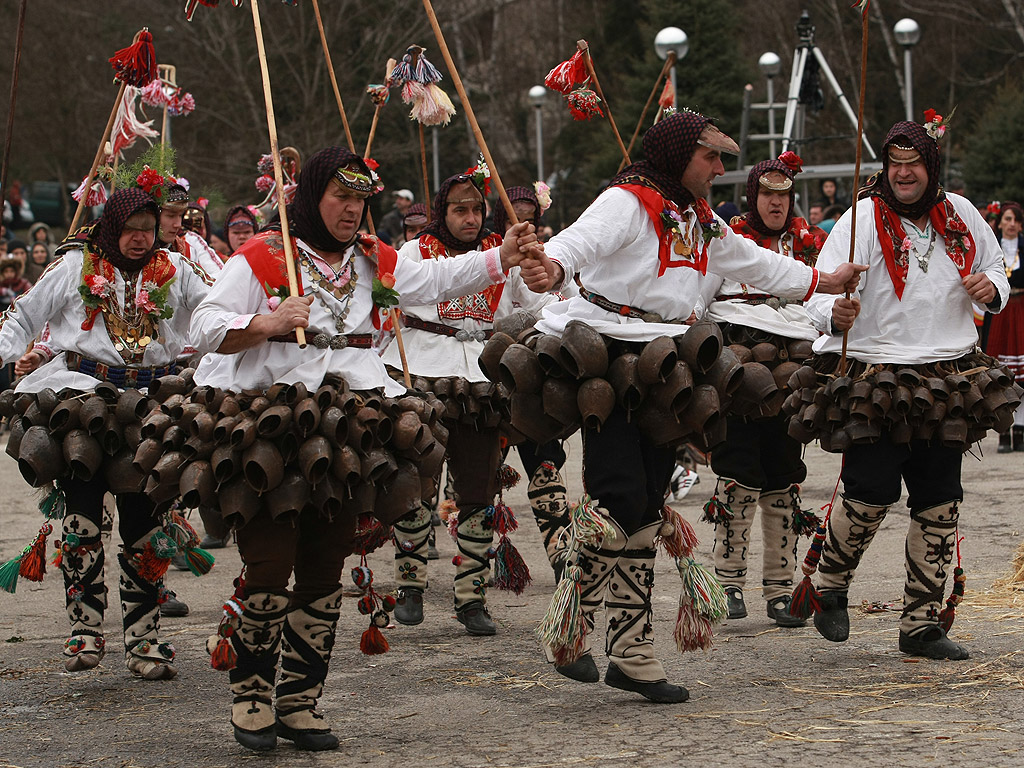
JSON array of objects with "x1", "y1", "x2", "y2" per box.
[
  {"x1": 25, "y1": 241, "x2": 52, "y2": 284},
  {"x1": 376, "y1": 189, "x2": 414, "y2": 244}
]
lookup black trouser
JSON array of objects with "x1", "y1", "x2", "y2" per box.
[
  {"x1": 517, "y1": 439, "x2": 567, "y2": 478},
  {"x1": 842, "y1": 435, "x2": 963, "y2": 509},
  {"x1": 236, "y1": 507, "x2": 355, "y2": 607},
  {"x1": 710, "y1": 413, "x2": 806, "y2": 492},
  {"x1": 445, "y1": 419, "x2": 503, "y2": 507},
  {"x1": 583, "y1": 408, "x2": 676, "y2": 535},
  {"x1": 61, "y1": 475, "x2": 164, "y2": 549}
]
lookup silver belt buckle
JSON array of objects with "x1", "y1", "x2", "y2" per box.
[
  {"x1": 330, "y1": 335, "x2": 349, "y2": 350},
  {"x1": 455, "y1": 329, "x2": 470, "y2": 342},
  {"x1": 312, "y1": 332, "x2": 331, "y2": 349}
]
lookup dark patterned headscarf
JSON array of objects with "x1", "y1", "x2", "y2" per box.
[
  {"x1": 861, "y1": 120, "x2": 942, "y2": 221},
  {"x1": 609, "y1": 110, "x2": 708, "y2": 210},
  {"x1": 287, "y1": 146, "x2": 378, "y2": 252},
  {"x1": 744, "y1": 156, "x2": 799, "y2": 237},
  {"x1": 419, "y1": 173, "x2": 488, "y2": 251},
  {"x1": 402, "y1": 203, "x2": 428, "y2": 229},
  {"x1": 89, "y1": 188, "x2": 160, "y2": 272},
  {"x1": 223, "y1": 205, "x2": 258, "y2": 235},
  {"x1": 492, "y1": 185, "x2": 540, "y2": 235}
]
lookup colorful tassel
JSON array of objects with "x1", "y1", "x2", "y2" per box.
[
  {"x1": 702, "y1": 484, "x2": 735, "y2": 525},
  {"x1": 447, "y1": 509, "x2": 460, "y2": 542},
  {"x1": 498, "y1": 463, "x2": 521, "y2": 490},
  {"x1": 567, "y1": 494, "x2": 616, "y2": 548},
  {"x1": 366, "y1": 83, "x2": 391, "y2": 107},
  {"x1": 18, "y1": 523, "x2": 52, "y2": 583},
  {"x1": 678, "y1": 557, "x2": 728, "y2": 623},
  {"x1": 135, "y1": 537, "x2": 174, "y2": 582},
  {"x1": 789, "y1": 491, "x2": 822, "y2": 537},
  {"x1": 109, "y1": 29, "x2": 158, "y2": 88},
  {"x1": 0, "y1": 555, "x2": 23, "y2": 593},
  {"x1": 38, "y1": 483, "x2": 66, "y2": 520},
  {"x1": 566, "y1": 88, "x2": 603, "y2": 121},
  {"x1": 353, "y1": 514, "x2": 391, "y2": 555},
  {"x1": 491, "y1": 501, "x2": 518, "y2": 537},
  {"x1": 658, "y1": 505, "x2": 698, "y2": 559},
  {"x1": 536, "y1": 563, "x2": 584, "y2": 662},
  {"x1": 789, "y1": 524, "x2": 827, "y2": 619},
  {"x1": 438, "y1": 498, "x2": 458, "y2": 521},
  {"x1": 72, "y1": 175, "x2": 109, "y2": 207},
  {"x1": 492, "y1": 535, "x2": 532, "y2": 594},
  {"x1": 210, "y1": 631, "x2": 237, "y2": 671},
  {"x1": 359, "y1": 625, "x2": 390, "y2": 655},
  {"x1": 674, "y1": 598, "x2": 714, "y2": 653},
  {"x1": 409, "y1": 83, "x2": 456, "y2": 126},
  {"x1": 544, "y1": 50, "x2": 588, "y2": 94},
  {"x1": 183, "y1": 546, "x2": 215, "y2": 576},
  {"x1": 938, "y1": 566, "x2": 966, "y2": 632},
  {"x1": 111, "y1": 86, "x2": 159, "y2": 158}
]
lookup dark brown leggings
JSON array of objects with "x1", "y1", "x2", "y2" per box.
[
  {"x1": 236, "y1": 508, "x2": 356, "y2": 606},
  {"x1": 444, "y1": 420, "x2": 502, "y2": 507}
]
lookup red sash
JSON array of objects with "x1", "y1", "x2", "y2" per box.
[{"x1": 617, "y1": 183, "x2": 708, "y2": 275}]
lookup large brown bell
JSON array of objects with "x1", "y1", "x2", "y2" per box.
[
  {"x1": 243, "y1": 439, "x2": 285, "y2": 493},
  {"x1": 256, "y1": 404, "x2": 293, "y2": 438},
  {"x1": 362, "y1": 448, "x2": 397, "y2": 486},
  {"x1": 80, "y1": 395, "x2": 110, "y2": 435},
  {"x1": 375, "y1": 460, "x2": 422, "y2": 526},
  {"x1": 229, "y1": 417, "x2": 258, "y2": 450},
  {"x1": 493, "y1": 309, "x2": 537, "y2": 340},
  {"x1": 294, "y1": 399, "x2": 321, "y2": 437},
  {"x1": 331, "y1": 444, "x2": 363, "y2": 488},
  {"x1": 728, "y1": 344, "x2": 753, "y2": 364},
  {"x1": 576, "y1": 378, "x2": 615, "y2": 431},
  {"x1": 510, "y1": 393, "x2": 565, "y2": 445},
  {"x1": 702, "y1": 347, "x2": 745, "y2": 396},
  {"x1": 22, "y1": 400, "x2": 48, "y2": 427},
  {"x1": 750, "y1": 342, "x2": 778, "y2": 364},
  {"x1": 0, "y1": 388, "x2": 17, "y2": 418},
  {"x1": 559, "y1": 321, "x2": 609, "y2": 380},
  {"x1": 313, "y1": 384, "x2": 336, "y2": 411},
  {"x1": 132, "y1": 438, "x2": 162, "y2": 475},
  {"x1": 608, "y1": 353, "x2": 647, "y2": 414},
  {"x1": 299, "y1": 435, "x2": 333, "y2": 485},
  {"x1": 786, "y1": 339, "x2": 814, "y2": 362},
  {"x1": 637, "y1": 337, "x2": 678, "y2": 384},
  {"x1": 179, "y1": 460, "x2": 216, "y2": 509},
  {"x1": 347, "y1": 407, "x2": 378, "y2": 454},
  {"x1": 190, "y1": 410, "x2": 216, "y2": 442},
  {"x1": 737, "y1": 362, "x2": 779, "y2": 408},
  {"x1": 101, "y1": 414, "x2": 125, "y2": 455},
  {"x1": 681, "y1": 384, "x2": 721, "y2": 436},
  {"x1": 310, "y1": 476, "x2": 344, "y2": 518},
  {"x1": 676, "y1": 320, "x2": 722, "y2": 374},
  {"x1": 211, "y1": 444, "x2": 241, "y2": 484},
  {"x1": 149, "y1": 375, "x2": 187, "y2": 402},
  {"x1": 265, "y1": 471, "x2": 310, "y2": 520},
  {"x1": 542, "y1": 378, "x2": 580, "y2": 425},
  {"x1": 499, "y1": 344, "x2": 545, "y2": 394},
  {"x1": 147, "y1": 452, "x2": 187, "y2": 504},
  {"x1": 392, "y1": 411, "x2": 425, "y2": 451},
  {"x1": 220, "y1": 476, "x2": 262, "y2": 527},
  {"x1": 213, "y1": 414, "x2": 241, "y2": 443},
  {"x1": 104, "y1": 449, "x2": 147, "y2": 494},
  {"x1": 788, "y1": 365, "x2": 819, "y2": 392},
  {"x1": 771, "y1": 362, "x2": 801, "y2": 394},
  {"x1": 646, "y1": 361, "x2": 694, "y2": 418},
  {"x1": 49, "y1": 398, "x2": 83, "y2": 435},
  {"x1": 481, "y1": 332, "x2": 516, "y2": 383},
  {"x1": 63, "y1": 429, "x2": 103, "y2": 482},
  {"x1": 115, "y1": 389, "x2": 149, "y2": 424},
  {"x1": 417, "y1": 439, "x2": 446, "y2": 480},
  {"x1": 535, "y1": 334, "x2": 566, "y2": 377},
  {"x1": 637, "y1": 404, "x2": 691, "y2": 445}
]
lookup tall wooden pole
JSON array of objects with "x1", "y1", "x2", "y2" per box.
[
  {"x1": 311, "y1": 0, "x2": 355, "y2": 152},
  {"x1": 250, "y1": 0, "x2": 306, "y2": 346},
  {"x1": 618, "y1": 53, "x2": 674, "y2": 173},
  {"x1": 839, "y1": 6, "x2": 870, "y2": 376},
  {"x1": 577, "y1": 40, "x2": 630, "y2": 165}
]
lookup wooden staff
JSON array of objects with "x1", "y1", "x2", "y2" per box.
[
  {"x1": 839, "y1": 6, "x2": 870, "y2": 376},
  {"x1": 309, "y1": 24, "x2": 412, "y2": 387},
  {"x1": 418, "y1": 124, "x2": 430, "y2": 214},
  {"x1": 311, "y1": 0, "x2": 355, "y2": 152},
  {"x1": 421, "y1": 0, "x2": 519, "y2": 226},
  {"x1": 0, "y1": 0, "x2": 28, "y2": 218},
  {"x1": 250, "y1": 0, "x2": 305, "y2": 346},
  {"x1": 618, "y1": 53, "x2": 675, "y2": 173},
  {"x1": 577, "y1": 40, "x2": 630, "y2": 165}
]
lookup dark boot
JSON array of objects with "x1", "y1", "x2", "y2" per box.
[
  {"x1": 276, "y1": 589, "x2": 343, "y2": 751},
  {"x1": 230, "y1": 592, "x2": 289, "y2": 751},
  {"x1": 998, "y1": 431, "x2": 1013, "y2": 453},
  {"x1": 813, "y1": 590, "x2": 849, "y2": 642},
  {"x1": 898, "y1": 627, "x2": 969, "y2": 660},
  {"x1": 394, "y1": 587, "x2": 424, "y2": 626}
]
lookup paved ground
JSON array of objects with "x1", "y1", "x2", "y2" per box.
[{"x1": 2, "y1": 432, "x2": 1023, "y2": 767}]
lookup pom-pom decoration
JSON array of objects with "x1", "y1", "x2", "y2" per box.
[
  {"x1": 498, "y1": 464, "x2": 521, "y2": 490},
  {"x1": 109, "y1": 29, "x2": 158, "y2": 88},
  {"x1": 351, "y1": 555, "x2": 391, "y2": 655},
  {"x1": 534, "y1": 181, "x2": 552, "y2": 213},
  {"x1": 566, "y1": 88, "x2": 603, "y2": 121},
  {"x1": 391, "y1": 45, "x2": 457, "y2": 127},
  {"x1": 778, "y1": 151, "x2": 803, "y2": 174}
]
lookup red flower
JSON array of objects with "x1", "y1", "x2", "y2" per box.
[
  {"x1": 136, "y1": 168, "x2": 165, "y2": 196},
  {"x1": 778, "y1": 151, "x2": 803, "y2": 174},
  {"x1": 923, "y1": 108, "x2": 940, "y2": 124},
  {"x1": 364, "y1": 157, "x2": 380, "y2": 171},
  {"x1": 379, "y1": 272, "x2": 396, "y2": 289}
]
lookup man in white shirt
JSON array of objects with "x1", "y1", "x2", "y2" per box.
[
  {"x1": 800, "y1": 116, "x2": 1010, "y2": 661},
  {"x1": 517, "y1": 110, "x2": 865, "y2": 703}
]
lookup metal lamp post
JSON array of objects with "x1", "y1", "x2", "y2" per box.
[
  {"x1": 758, "y1": 51, "x2": 782, "y2": 156},
  {"x1": 654, "y1": 26, "x2": 689, "y2": 107},
  {"x1": 528, "y1": 84, "x2": 547, "y2": 182},
  {"x1": 893, "y1": 18, "x2": 921, "y2": 122}
]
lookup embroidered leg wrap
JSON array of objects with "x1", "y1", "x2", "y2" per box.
[
  {"x1": 276, "y1": 588, "x2": 343, "y2": 741},
  {"x1": 710, "y1": 478, "x2": 760, "y2": 590},
  {"x1": 573, "y1": 515, "x2": 627, "y2": 659},
  {"x1": 119, "y1": 549, "x2": 177, "y2": 680},
  {"x1": 758, "y1": 485, "x2": 801, "y2": 600},
  {"x1": 528, "y1": 461, "x2": 570, "y2": 570},
  {"x1": 453, "y1": 506, "x2": 493, "y2": 611},
  {"x1": 230, "y1": 592, "x2": 289, "y2": 742},
  {"x1": 902, "y1": 503, "x2": 959, "y2": 637},
  {"x1": 816, "y1": 498, "x2": 890, "y2": 592},
  {"x1": 393, "y1": 502, "x2": 432, "y2": 591},
  {"x1": 61, "y1": 512, "x2": 107, "y2": 671},
  {"x1": 605, "y1": 521, "x2": 667, "y2": 684}
]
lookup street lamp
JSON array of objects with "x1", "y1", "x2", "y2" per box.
[
  {"x1": 654, "y1": 26, "x2": 689, "y2": 108},
  {"x1": 893, "y1": 18, "x2": 921, "y2": 122},
  {"x1": 528, "y1": 84, "x2": 547, "y2": 182},
  {"x1": 759, "y1": 52, "x2": 782, "y2": 156}
]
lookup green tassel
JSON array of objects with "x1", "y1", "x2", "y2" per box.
[
  {"x1": 184, "y1": 546, "x2": 215, "y2": 577},
  {"x1": 38, "y1": 483, "x2": 66, "y2": 520},
  {"x1": 0, "y1": 555, "x2": 24, "y2": 593}
]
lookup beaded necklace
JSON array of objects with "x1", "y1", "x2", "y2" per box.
[{"x1": 297, "y1": 246, "x2": 358, "y2": 333}]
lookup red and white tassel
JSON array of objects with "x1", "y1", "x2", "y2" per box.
[
  {"x1": 72, "y1": 175, "x2": 108, "y2": 207},
  {"x1": 109, "y1": 29, "x2": 158, "y2": 88},
  {"x1": 492, "y1": 535, "x2": 531, "y2": 595},
  {"x1": 544, "y1": 50, "x2": 588, "y2": 94}
]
